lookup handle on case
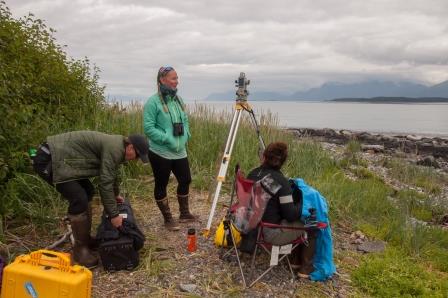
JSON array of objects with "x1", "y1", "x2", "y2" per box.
[{"x1": 28, "y1": 249, "x2": 71, "y2": 271}]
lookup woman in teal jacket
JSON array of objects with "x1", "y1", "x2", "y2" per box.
[{"x1": 143, "y1": 66, "x2": 197, "y2": 231}]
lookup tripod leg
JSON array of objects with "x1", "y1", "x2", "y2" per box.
[
  {"x1": 225, "y1": 109, "x2": 243, "y2": 161},
  {"x1": 247, "y1": 109, "x2": 266, "y2": 157},
  {"x1": 230, "y1": 226, "x2": 246, "y2": 288},
  {"x1": 222, "y1": 107, "x2": 240, "y2": 155},
  {"x1": 204, "y1": 109, "x2": 243, "y2": 235}
]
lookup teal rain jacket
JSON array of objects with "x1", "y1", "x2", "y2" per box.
[
  {"x1": 291, "y1": 178, "x2": 337, "y2": 281},
  {"x1": 143, "y1": 93, "x2": 190, "y2": 159}
]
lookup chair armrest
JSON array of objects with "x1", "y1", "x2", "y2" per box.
[{"x1": 260, "y1": 221, "x2": 327, "y2": 230}]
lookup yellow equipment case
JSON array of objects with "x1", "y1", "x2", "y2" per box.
[{"x1": 1, "y1": 249, "x2": 92, "y2": 298}]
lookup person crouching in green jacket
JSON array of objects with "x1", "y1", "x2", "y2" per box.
[
  {"x1": 143, "y1": 66, "x2": 197, "y2": 231},
  {"x1": 32, "y1": 131, "x2": 149, "y2": 268}
]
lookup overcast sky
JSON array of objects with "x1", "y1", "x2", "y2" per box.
[{"x1": 7, "y1": 0, "x2": 448, "y2": 100}]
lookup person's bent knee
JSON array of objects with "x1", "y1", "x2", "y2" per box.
[
  {"x1": 67, "y1": 200, "x2": 89, "y2": 215},
  {"x1": 83, "y1": 182, "x2": 95, "y2": 201}
]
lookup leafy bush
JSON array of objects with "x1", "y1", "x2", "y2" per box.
[{"x1": 0, "y1": 2, "x2": 105, "y2": 218}]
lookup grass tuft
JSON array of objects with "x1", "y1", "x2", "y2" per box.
[
  {"x1": 385, "y1": 159, "x2": 446, "y2": 195},
  {"x1": 353, "y1": 248, "x2": 448, "y2": 297}
]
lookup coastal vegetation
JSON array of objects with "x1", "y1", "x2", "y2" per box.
[
  {"x1": 1, "y1": 3, "x2": 447, "y2": 296},
  {"x1": 0, "y1": 2, "x2": 105, "y2": 235}
]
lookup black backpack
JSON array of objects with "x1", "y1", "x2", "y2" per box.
[{"x1": 96, "y1": 200, "x2": 145, "y2": 271}]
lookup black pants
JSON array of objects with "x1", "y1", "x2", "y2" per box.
[
  {"x1": 148, "y1": 150, "x2": 191, "y2": 201},
  {"x1": 33, "y1": 144, "x2": 94, "y2": 215}
]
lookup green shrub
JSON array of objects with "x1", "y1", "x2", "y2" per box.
[
  {"x1": 0, "y1": 1, "x2": 105, "y2": 212},
  {"x1": 0, "y1": 2, "x2": 110, "y2": 228}
]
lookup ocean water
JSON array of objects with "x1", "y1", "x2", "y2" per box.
[{"x1": 186, "y1": 101, "x2": 448, "y2": 137}]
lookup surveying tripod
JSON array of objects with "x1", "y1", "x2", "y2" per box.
[{"x1": 203, "y1": 72, "x2": 266, "y2": 237}]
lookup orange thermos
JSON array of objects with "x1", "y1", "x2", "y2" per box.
[{"x1": 187, "y1": 228, "x2": 197, "y2": 252}]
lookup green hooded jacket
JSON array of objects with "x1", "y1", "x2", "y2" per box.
[
  {"x1": 47, "y1": 131, "x2": 125, "y2": 217},
  {"x1": 143, "y1": 93, "x2": 190, "y2": 159}
]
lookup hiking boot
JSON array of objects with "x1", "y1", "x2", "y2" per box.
[
  {"x1": 290, "y1": 245, "x2": 302, "y2": 270},
  {"x1": 86, "y1": 203, "x2": 98, "y2": 250},
  {"x1": 68, "y1": 211, "x2": 98, "y2": 268},
  {"x1": 297, "y1": 272, "x2": 310, "y2": 279},
  {"x1": 178, "y1": 194, "x2": 198, "y2": 223},
  {"x1": 298, "y1": 232, "x2": 317, "y2": 275},
  {"x1": 156, "y1": 198, "x2": 180, "y2": 231}
]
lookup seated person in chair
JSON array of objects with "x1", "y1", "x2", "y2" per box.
[{"x1": 247, "y1": 142, "x2": 316, "y2": 277}]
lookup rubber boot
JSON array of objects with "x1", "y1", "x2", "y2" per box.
[
  {"x1": 290, "y1": 245, "x2": 302, "y2": 270},
  {"x1": 298, "y1": 232, "x2": 317, "y2": 277},
  {"x1": 68, "y1": 211, "x2": 98, "y2": 268},
  {"x1": 177, "y1": 194, "x2": 198, "y2": 223},
  {"x1": 156, "y1": 197, "x2": 180, "y2": 231},
  {"x1": 86, "y1": 203, "x2": 98, "y2": 250}
]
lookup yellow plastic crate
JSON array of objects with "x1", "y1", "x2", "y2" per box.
[{"x1": 1, "y1": 249, "x2": 92, "y2": 298}]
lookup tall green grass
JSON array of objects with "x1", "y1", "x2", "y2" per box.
[
  {"x1": 395, "y1": 189, "x2": 434, "y2": 222},
  {"x1": 353, "y1": 247, "x2": 448, "y2": 297},
  {"x1": 3, "y1": 173, "x2": 66, "y2": 225},
  {"x1": 384, "y1": 159, "x2": 447, "y2": 195},
  {"x1": 187, "y1": 103, "x2": 291, "y2": 190}
]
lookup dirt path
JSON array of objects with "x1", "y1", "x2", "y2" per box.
[{"x1": 88, "y1": 177, "x2": 354, "y2": 297}]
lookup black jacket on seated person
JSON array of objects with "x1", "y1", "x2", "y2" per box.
[{"x1": 247, "y1": 165, "x2": 302, "y2": 224}]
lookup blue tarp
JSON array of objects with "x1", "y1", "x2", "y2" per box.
[{"x1": 291, "y1": 178, "x2": 337, "y2": 281}]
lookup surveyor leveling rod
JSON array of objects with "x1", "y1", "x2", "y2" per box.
[{"x1": 203, "y1": 72, "x2": 265, "y2": 237}]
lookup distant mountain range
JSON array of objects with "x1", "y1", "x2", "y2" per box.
[
  {"x1": 331, "y1": 97, "x2": 448, "y2": 103},
  {"x1": 205, "y1": 80, "x2": 448, "y2": 101}
]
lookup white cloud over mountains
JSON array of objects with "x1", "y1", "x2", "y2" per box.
[{"x1": 6, "y1": 0, "x2": 448, "y2": 100}]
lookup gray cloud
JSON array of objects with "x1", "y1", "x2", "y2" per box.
[{"x1": 6, "y1": 0, "x2": 448, "y2": 100}]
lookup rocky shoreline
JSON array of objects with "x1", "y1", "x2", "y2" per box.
[{"x1": 287, "y1": 128, "x2": 448, "y2": 171}]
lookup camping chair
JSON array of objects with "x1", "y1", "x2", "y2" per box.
[
  {"x1": 218, "y1": 165, "x2": 278, "y2": 287},
  {"x1": 248, "y1": 219, "x2": 327, "y2": 287},
  {"x1": 218, "y1": 166, "x2": 328, "y2": 287}
]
